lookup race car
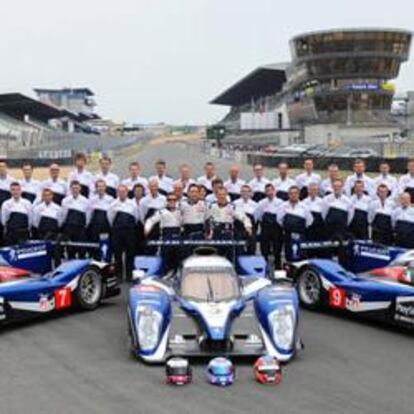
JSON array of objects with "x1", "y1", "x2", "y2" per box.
[
  {"x1": 127, "y1": 242, "x2": 301, "y2": 364},
  {"x1": 288, "y1": 239, "x2": 414, "y2": 328},
  {"x1": 0, "y1": 239, "x2": 120, "y2": 324}
]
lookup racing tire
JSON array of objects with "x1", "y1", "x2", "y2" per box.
[
  {"x1": 297, "y1": 266, "x2": 323, "y2": 310},
  {"x1": 74, "y1": 267, "x2": 103, "y2": 311}
]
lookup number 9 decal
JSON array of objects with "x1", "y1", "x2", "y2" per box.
[{"x1": 329, "y1": 287, "x2": 346, "y2": 309}]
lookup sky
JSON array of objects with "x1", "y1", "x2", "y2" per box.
[{"x1": 0, "y1": 0, "x2": 413, "y2": 125}]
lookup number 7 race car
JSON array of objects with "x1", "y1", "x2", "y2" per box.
[
  {"x1": 287, "y1": 239, "x2": 414, "y2": 328},
  {"x1": 0, "y1": 240, "x2": 120, "y2": 324},
  {"x1": 128, "y1": 242, "x2": 302, "y2": 364}
]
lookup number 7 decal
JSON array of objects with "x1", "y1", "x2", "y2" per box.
[
  {"x1": 329, "y1": 287, "x2": 346, "y2": 309},
  {"x1": 55, "y1": 287, "x2": 72, "y2": 310}
]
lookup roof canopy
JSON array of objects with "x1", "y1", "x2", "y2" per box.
[
  {"x1": 210, "y1": 63, "x2": 288, "y2": 106},
  {"x1": 0, "y1": 93, "x2": 64, "y2": 122}
]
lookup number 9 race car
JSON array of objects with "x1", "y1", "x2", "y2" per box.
[
  {"x1": 287, "y1": 239, "x2": 414, "y2": 328},
  {"x1": 128, "y1": 241, "x2": 302, "y2": 364},
  {"x1": 0, "y1": 240, "x2": 120, "y2": 324}
]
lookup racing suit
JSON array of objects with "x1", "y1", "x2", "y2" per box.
[
  {"x1": 1, "y1": 197, "x2": 32, "y2": 245},
  {"x1": 181, "y1": 200, "x2": 207, "y2": 257}
]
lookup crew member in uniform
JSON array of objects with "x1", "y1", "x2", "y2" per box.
[
  {"x1": 197, "y1": 162, "x2": 216, "y2": 195},
  {"x1": 132, "y1": 183, "x2": 146, "y2": 255},
  {"x1": 19, "y1": 162, "x2": 40, "y2": 203},
  {"x1": 139, "y1": 179, "x2": 167, "y2": 254},
  {"x1": 248, "y1": 164, "x2": 270, "y2": 202},
  {"x1": 144, "y1": 193, "x2": 182, "y2": 271},
  {"x1": 277, "y1": 186, "x2": 313, "y2": 261},
  {"x1": 349, "y1": 180, "x2": 371, "y2": 239},
  {"x1": 1, "y1": 182, "x2": 32, "y2": 245},
  {"x1": 175, "y1": 164, "x2": 195, "y2": 196},
  {"x1": 273, "y1": 162, "x2": 295, "y2": 201},
  {"x1": 303, "y1": 183, "x2": 326, "y2": 242},
  {"x1": 41, "y1": 163, "x2": 67, "y2": 205},
  {"x1": 233, "y1": 184, "x2": 257, "y2": 254},
  {"x1": 398, "y1": 159, "x2": 414, "y2": 204},
  {"x1": 108, "y1": 185, "x2": 139, "y2": 281},
  {"x1": 95, "y1": 156, "x2": 120, "y2": 198},
  {"x1": 67, "y1": 153, "x2": 95, "y2": 198},
  {"x1": 88, "y1": 179, "x2": 114, "y2": 259},
  {"x1": 254, "y1": 183, "x2": 283, "y2": 268},
  {"x1": 373, "y1": 162, "x2": 397, "y2": 199},
  {"x1": 205, "y1": 178, "x2": 230, "y2": 206},
  {"x1": 33, "y1": 188, "x2": 63, "y2": 239},
  {"x1": 320, "y1": 164, "x2": 340, "y2": 197},
  {"x1": 149, "y1": 159, "x2": 174, "y2": 196},
  {"x1": 369, "y1": 184, "x2": 395, "y2": 245},
  {"x1": 122, "y1": 162, "x2": 148, "y2": 198},
  {"x1": 224, "y1": 164, "x2": 245, "y2": 202},
  {"x1": 392, "y1": 192, "x2": 414, "y2": 248},
  {"x1": 321, "y1": 179, "x2": 353, "y2": 241},
  {"x1": 207, "y1": 188, "x2": 252, "y2": 259},
  {"x1": 0, "y1": 160, "x2": 14, "y2": 245},
  {"x1": 296, "y1": 159, "x2": 321, "y2": 200},
  {"x1": 61, "y1": 180, "x2": 90, "y2": 258},
  {"x1": 344, "y1": 159, "x2": 374, "y2": 197}
]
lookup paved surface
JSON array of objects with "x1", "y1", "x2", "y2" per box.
[{"x1": 1, "y1": 140, "x2": 414, "y2": 414}]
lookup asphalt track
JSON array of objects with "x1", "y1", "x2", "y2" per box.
[{"x1": 1, "y1": 140, "x2": 414, "y2": 414}]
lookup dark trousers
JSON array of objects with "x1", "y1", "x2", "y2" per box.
[
  {"x1": 5, "y1": 227, "x2": 29, "y2": 246},
  {"x1": 112, "y1": 228, "x2": 136, "y2": 281},
  {"x1": 161, "y1": 228, "x2": 181, "y2": 272},
  {"x1": 260, "y1": 225, "x2": 282, "y2": 269},
  {"x1": 372, "y1": 228, "x2": 393, "y2": 246},
  {"x1": 63, "y1": 225, "x2": 86, "y2": 259}
]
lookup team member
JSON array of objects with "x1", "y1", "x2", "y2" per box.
[
  {"x1": 398, "y1": 159, "x2": 414, "y2": 203},
  {"x1": 248, "y1": 164, "x2": 270, "y2": 202},
  {"x1": 296, "y1": 159, "x2": 321, "y2": 200},
  {"x1": 373, "y1": 162, "x2": 397, "y2": 199},
  {"x1": 0, "y1": 160, "x2": 14, "y2": 207},
  {"x1": 95, "y1": 156, "x2": 120, "y2": 198},
  {"x1": 139, "y1": 179, "x2": 166, "y2": 253},
  {"x1": 181, "y1": 184, "x2": 207, "y2": 240},
  {"x1": 122, "y1": 162, "x2": 148, "y2": 198},
  {"x1": 273, "y1": 162, "x2": 295, "y2": 201},
  {"x1": 175, "y1": 164, "x2": 195, "y2": 196},
  {"x1": 303, "y1": 183, "x2": 326, "y2": 242},
  {"x1": 19, "y1": 162, "x2": 40, "y2": 203},
  {"x1": 172, "y1": 181, "x2": 187, "y2": 207},
  {"x1": 88, "y1": 180, "x2": 114, "y2": 259},
  {"x1": 393, "y1": 192, "x2": 414, "y2": 248},
  {"x1": 197, "y1": 162, "x2": 216, "y2": 195},
  {"x1": 344, "y1": 159, "x2": 374, "y2": 197},
  {"x1": 1, "y1": 182, "x2": 32, "y2": 245},
  {"x1": 205, "y1": 178, "x2": 229, "y2": 206},
  {"x1": 277, "y1": 186, "x2": 313, "y2": 260},
  {"x1": 132, "y1": 183, "x2": 146, "y2": 255},
  {"x1": 41, "y1": 163, "x2": 67, "y2": 205},
  {"x1": 61, "y1": 181, "x2": 90, "y2": 258},
  {"x1": 254, "y1": 183, "x2": 283, "y2": 268},
  {"x1": 207, "y1": 188, "x2": 251, "y2": 259},
  {"x1": 369, "y1": 184, "x2": 395, "y2": 245},
  {"x1": 322, "y1": 179, "x2": 353, "y2": 240},
  {"x1": 198, "y1": 185, "x2": 207, "y2": 201},
  {"x1": 149, "y1": 159, "x2": 174, "y2": 196},
  {"x1": 67, "y1": 153, "x2": 95, "y2": 198},
  {"x1": 224, "y1": 164, "x2": 245, "y2": 201},
  {"x1": 108, "y1": 185, "x2": 139, "y2": 281},
  {"x1": 320, "y1": 164, "x2": 340, "y2": 197},
  {"x1": 233, "y1": 185, "x2": 258, "y2": 254},
  {"x1": 144, "y1": 193, "x2": 182, "y2": 271},
  {"x1": 32, "y1": 188, "x2": 62, "y2": 240},
  {"x1": 349, "y1": 181, "x2": 371, "y2": 239}
]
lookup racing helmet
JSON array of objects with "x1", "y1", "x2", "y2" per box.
[
  {"x1": 165, "y1": 357, "x2": 192, "y2": 385},
  {"x1": 254, "y1": 355, "x2": 282, "y2": 385},
  {"x1": 206, "y1": 357, "x2": 234, "y2": 386}
]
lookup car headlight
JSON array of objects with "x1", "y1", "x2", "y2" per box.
[
  {"x1": 137, "y1": 306, "x2": 162, "y2": 351},
  {"x1": 268, "y1": 305, "x2": 295, "y2": 351}
]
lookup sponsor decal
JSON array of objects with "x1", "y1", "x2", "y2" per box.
[
  {"x1": 353, "y1": 244, "x2": 391, "y2": 261},
  {"x1": 329, "y1": 287, "x2": 346, "y2": 309},
  {"x1": 395, "y1": 300, "x2": 414, "y2": 324},
  {"x1": 54, "y1": 287, "x2": 72, "y2": 310},
  {"x1": 346, "y1": 294, "x2": 361, "y2": 311}
]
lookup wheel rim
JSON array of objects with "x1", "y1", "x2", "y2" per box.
[
  {"x1": 298, "y1": 270, "x2": 321, "y2": 305},
  {"x1": 80, "y1": 270, "x2": 102, "y2": 305}
]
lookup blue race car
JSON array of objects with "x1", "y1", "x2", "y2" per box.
[
  {"x1": 288, "y1": 240, "x2": 414, "y2": 328},
  {"x1": 0, "y1": 240, "x2": 120, "y2": 324},
  {"x1": 128, "y1": 245, "x2": 301, "y2": 364}
]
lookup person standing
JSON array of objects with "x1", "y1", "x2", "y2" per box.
[
  {"x1": 344, "y1": 159, "x2": 374, "y2": 197},
  {"x1": 19, "y1": 162, "x2": 40, "y2": 203},
  {"x1": 122, "y1": 162, "x2": 148, "y2": 198},
  {"x1": 392, "y1": 192, "x2": 414, "y2": 248},
  {"x1": 67, "y1": 153, "x2": 95, "y2": 198},
  {"x1": 398, "y1": 159, "x2": 414, "y2": 204},
  {"x1": 303, "y1": 183, "x2": 326, "y2": 242},
  {"x1": 197, "y1": 162, "x2": 216, "y2": 195},
  {"x1": 33, "y1": 188, "x2": 63, "y2": 240},
  {"x1": 320, "y1": 164, "x2": 340, "y2": 197},
  {"x1": 296, "y1": 159, "x2": 321, "y2": 200},
  {"x1": 95, "y1": 156, "x2": 120, "y2": 198},
  {"x1": 149, "y1": 159, "x2": 174, "y2": 196},
  {"x1": 373, "y1": 162, "x2": 397, "y2": 199},
  {"x1": 224, "y1": 164, "x2": 245, "y2": 202},
  {"x1": 349, "y1": 180, "x2": 371, "y2": 240},
  {"x1": 273, "y1": 162, "x2": 296, "y2": 201},
  {"x1": 41, "y1": 163, "x2": 67, "y2": 205},
  {"x1": 248, "y1": 164, "x2": 271, "y2": 202}
]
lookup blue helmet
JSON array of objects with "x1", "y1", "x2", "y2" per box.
[{"x1": 206, "y1": 357, "x2": 234, "y2": 386}]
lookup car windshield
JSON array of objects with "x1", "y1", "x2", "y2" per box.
[{"x1": 181, "y1": 267, "x2": 240, "y2": 302}]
